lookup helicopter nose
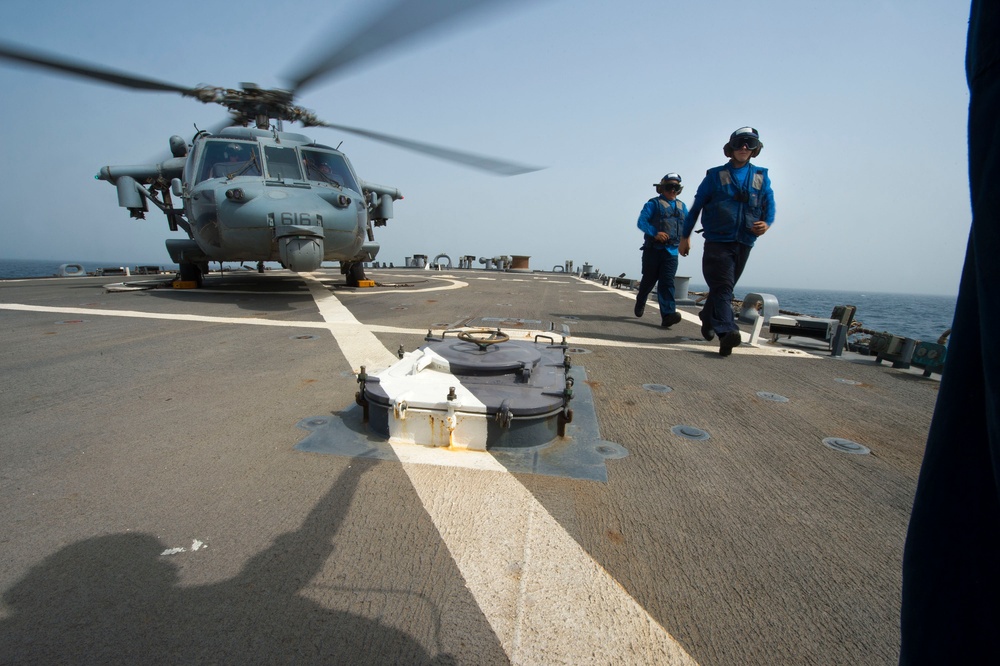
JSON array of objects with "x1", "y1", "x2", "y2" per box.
[{"x1": 217, "y1": 187, "x2": 361, "y2": 272}]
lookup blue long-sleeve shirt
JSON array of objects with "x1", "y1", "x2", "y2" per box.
[
  {"x1": 637, "y1": 197, "x2": 687, "y2": 256},
  {"x1": 683, "y1": 162, "x2": 775, "y2": 246}
]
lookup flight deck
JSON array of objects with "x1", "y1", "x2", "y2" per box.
[{"x1": 0, "y1": 268, "x2": 933, "y2": 664}]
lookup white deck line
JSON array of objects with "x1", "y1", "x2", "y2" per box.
[
  {"x1": 299, "y1": 274, "x2": 699, "y2": 665},
  {"x1": 0, "y1": 300, "x2": 811, "y2": 358}
]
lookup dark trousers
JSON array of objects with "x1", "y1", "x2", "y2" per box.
[
  {"x1": 636, "y1": 247, "x2": 678, "y2": 316},
  {"x1": 700, "y1": 241, "x2": 752, "y2": 335},
  {"x1": 900, "y1": 2, "x2": 1000, "y2": 663}
]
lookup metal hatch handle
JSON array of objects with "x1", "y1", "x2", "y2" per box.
[{"x1": 457, "y1": 328, "x2": 510, "y2": 351}]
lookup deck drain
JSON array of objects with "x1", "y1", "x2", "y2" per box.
[
  {"x1": 835, "y1": 378, "x2": 862, "y2": 385},
  {"x1": 56, "y1": 320, "x2": 86, "y2": 325},
  {"x1": 643, "y1": 384, "x2": 673, "y2": 393},
  {"x1": 672, "y1": 425, "x2": 710, "y2": 441},
  {"x1": 681, "y1": 337, "x2": 704, "y2": 342},
  {"x1": 822, "y1": 437, "x2": 870, "y2": 455},
  {"x1": 391, "y1": 306, "x2": 408, "y2": 311},
  {"x1": 566, "y1": 347, "x2": 591, "y2": 354},
  {"x1": 290, "y1": 334, "x2": 319, "y2": 341},
  {"x1": 756, "y1": 391, "x2": 789, "y2": 402},
  {"x1": 561, "y1": 315, "x2": 580, "y2": 320}
]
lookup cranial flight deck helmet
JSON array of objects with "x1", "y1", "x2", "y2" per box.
[
  {"x1": 654, "y1": 172, "x2": 683, "y2": 194},
  {"x1": 724, "y1": 127, "x2": 763, "y2": 158}
]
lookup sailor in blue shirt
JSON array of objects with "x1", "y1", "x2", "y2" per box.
[
  {"x1": 634, "y1": 173, "x2": 687, "y2": 328},
  {"x1": 679, "y1": 127, "x2": 776, "y2": 356}
]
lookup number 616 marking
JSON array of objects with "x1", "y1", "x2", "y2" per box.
[{"x1": 269, "y1": 212, "x2": 322, "y2": 226}]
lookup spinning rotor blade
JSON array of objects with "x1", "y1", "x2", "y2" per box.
[
  {"x1": 315, "y1": 120, "x2": 542, "y2": 176},
  {"x1": 0, "y1": 41, "x2": 195, "y2": 95},
  {"x1": 286, "y1": 0, "x2": 528, "y2": 93}
]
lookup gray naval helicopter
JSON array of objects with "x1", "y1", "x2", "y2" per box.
[{"x1": 0, "y1": 0, "x2": 539, "y2": 286}]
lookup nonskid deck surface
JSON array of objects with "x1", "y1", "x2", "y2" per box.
[{"x1": 0, "y1": 269, "x2": 934, "y2": 664}]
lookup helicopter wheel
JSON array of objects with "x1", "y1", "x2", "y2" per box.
[
  {"x1": 345, "y1": 261, "x2": 366, "y2": 287},
  {"x1": 178, "y1": 262, "x2": 203, "y2": 286}
]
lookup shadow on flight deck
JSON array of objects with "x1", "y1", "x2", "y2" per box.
[{"x1": 0, "y1": 458, "x2": 464, "y2": 664}]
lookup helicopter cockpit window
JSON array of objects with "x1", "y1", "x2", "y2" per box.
[
  {"x1": 301, "y1": 149, "x2": 360, "y2": 191},
  {"x1": 263, "y1": 146, "x2": 303, "y2": 180},
  {"x1": 197, "y1": 140, "x2": 261, "y2": 182}
]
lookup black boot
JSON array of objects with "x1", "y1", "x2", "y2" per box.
[
  {"x1": 719, "y1": 330, "x2": 742, "y2": 356},
  {"x1": 661, "y1": 312, "x2": 682, "y2": 328},
  {"x1": 700, "y1": 318, "x2": 715, "y2": 341}
]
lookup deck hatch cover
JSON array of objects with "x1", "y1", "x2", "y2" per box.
[
  {"x1": 356, "y1": 331, "x2": 577, "y2": 450},
  {"x1": 362, "y1": 338, "x2": 567, "y2": 417},
  {"x1": 296, "y1": 364, "x2": 627, "y2": 481}
]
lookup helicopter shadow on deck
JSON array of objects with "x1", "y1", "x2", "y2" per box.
[
  {"x1": 0, "y1": 459, "x2": 466, "y2": 664},
  {"x1": 138, "y1": 274, "x2": 321, "y2": 313}
]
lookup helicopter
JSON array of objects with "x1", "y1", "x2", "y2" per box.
[{"x1": 0, "y1": 0, "x2": 540, "y2": 286}]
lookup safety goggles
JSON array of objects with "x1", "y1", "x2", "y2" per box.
[
  {"x1": 730, "y1": 135, "x2": 760, "y2": 151},
  {"x1": 661, "y1": 182, "x2": 682, "y2": 192}
]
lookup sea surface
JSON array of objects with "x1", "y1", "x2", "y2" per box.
[
  {"x1": 1, "y1": 259, "x2": 957, "y2": 343},
  {"x1": 691, "y1": 282, "x2": 957, "y2": 344},
  {"x1": 0, "y1": 258, "x2": 178, "y2": 279}
]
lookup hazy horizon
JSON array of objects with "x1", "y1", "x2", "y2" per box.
[{"x1": 0, "y1": 255, "x2": 962, "y2": 298}]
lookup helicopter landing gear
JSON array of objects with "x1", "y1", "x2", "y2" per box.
[
  {"x1": 178, "y1": 261, "x2": 204, "y2": 287},
  {"x1": 257, "y1": 261, "x2": 265, "y2": 274},
  {"x1": 344, "y1": 261, "x2": 366, "y2": 287}
]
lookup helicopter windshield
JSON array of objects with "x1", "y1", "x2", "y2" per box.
[
  {"x1": 197, "y1": 140, "x2": 261, "y2": 182},
  {"x1": 301, "y1": 149, "x2": 359, "y2": 191},
  {"x1": 263, "y1": 146, "x2": 303, "y2": 181}
]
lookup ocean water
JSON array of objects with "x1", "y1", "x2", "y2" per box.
[
  {"x1": 0, "y1": 258, "x2": 178, "y2": 279},
  {"x1": 691, "y1": 283, "x2": 957, "y2": 344},
  {"x1": 1, "y1": 259, "x2": 956, "y2": 343}
]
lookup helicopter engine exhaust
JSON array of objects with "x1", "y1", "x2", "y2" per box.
[{"x1": 279, "y1": 236, "x2": 324, "y2": 272}]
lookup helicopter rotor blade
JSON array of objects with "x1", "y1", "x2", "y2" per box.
[
  {"x1": 314, "y1": 121, "x2": 542, "y2": 176},
  {"x1": 0, "y1": 41, "x2": 196, "y2": 95},
  {"x1": 285, "y1": 0, "x2": 529, "y2": 93}
]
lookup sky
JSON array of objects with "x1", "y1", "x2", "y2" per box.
[{"x1": 0, "y1": 0, "x2": 973, "y2": 296}]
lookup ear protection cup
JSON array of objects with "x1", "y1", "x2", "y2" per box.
[
  {"x1": 751, "y1": 141, "x2": 763, "y2": 158},
  {"x1": 723, "y1": 143, "x2": 733, "y2": 158}
]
